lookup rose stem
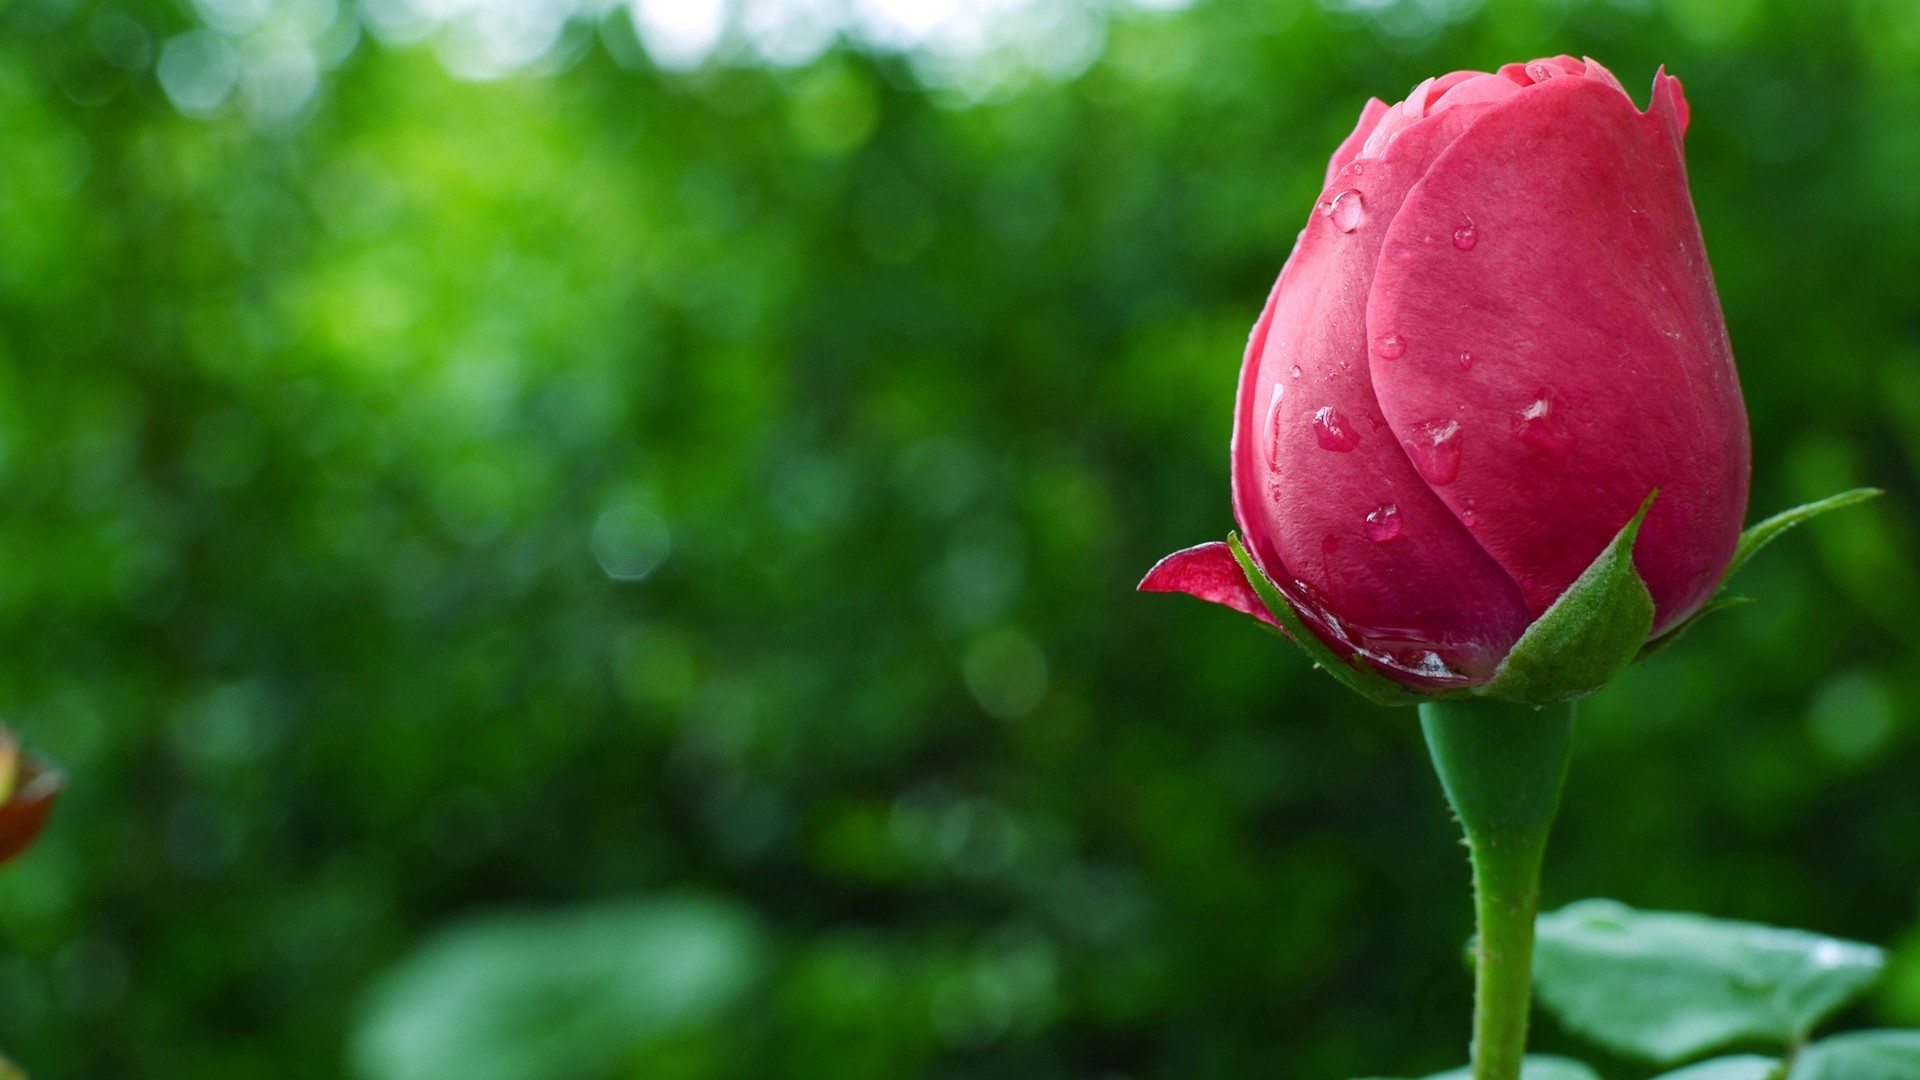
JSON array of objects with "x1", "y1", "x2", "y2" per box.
[{"x1": 1418, "y1": 698, "x2": 1576, "y2": 1080}]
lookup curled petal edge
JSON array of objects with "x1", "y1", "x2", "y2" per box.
[{"x1": 1138, "y1": 541, "x2": 1279, "y2": 630}]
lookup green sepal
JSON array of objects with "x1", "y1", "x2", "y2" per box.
[
  {"x1": 1649, "y1": 1057, "x2": 1782, "y2": 1080},
  {"x1": 1640, "y1": 488, "x2": 1881, "y2": 660},
  {"x1": 1479, "y1": 493, "x2": 1656, "y2": 706},
  {"x1": 1726, "y1": 487, "x2": 1883, "y2": 585},
  {"x1": 1787, "y1": 1031, "x2": 1920, "y2": 1080},
  {"x1": 1226, "y1": 533, "x2": 1421, "y2": 708}
]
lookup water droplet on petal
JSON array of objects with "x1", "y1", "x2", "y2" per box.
[
  {"x1": 1374, "y1": 333, "x2": 1407, "y2": 360},
  {"x1": 1364, "y1": 504, "x2": 1402, "y2": 542},
  {"x1": 1288, "y1": 365, "x2": 1302, "y2": 380},
  {"x1": 1462, "y1": 499, "x2": 1477, "y2": 528},
  {"x1": 1458, "y1": 350, "x2": 1474, "y2": 370},
  {"x1": 1327, "y1": 189, "x2": 1366, "y2": 233},
  {"x1": 1403, "y1": 419, "x2": 1462, "y2": 484},
  {"x1": 1264, "y1": 384, "x2": 1288, "y2": 469},
  {"x1": 1312, "y1": 406, "x2": 1361, "y2": 452},
  {"x1": 1452, "y1": 222, "x2": 1478, "y2": 250},
  {"x1": 1512, "y1": 394, "x2": 1575, "y2": 460}
]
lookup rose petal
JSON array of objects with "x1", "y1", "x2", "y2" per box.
[
  {"x1": 1325, "y1": 98, "x2": 1390, "y2": 188},
  {"x1": 1652, "y1": 65, "x2": 1690, "y2": 138},
  {"x1": 1499, "y1": 54, "x2": 1586, "y2": 86},
  {"x1": 1421, "y1": 70, "x2": 1486, "y2": 112},
  {"x1": 1366, "y1": 74, "x2": 1747, "y2": 632},
  {"x1": 1232, "y1": 103, "x2": 1532, "y2": 681},
  {"x1": 1138, "y1": 541, "x2": 1279, "y2": 629},
  {"x1": 1402, "y1": 75, "x2": 1437, "y2": 117},
  {"x1": 1580, "y1": 55, "x2": 1630, "y2": 97},
  {"x1": 1429, "y1": 73, "x2": 1524, "y2": 116},
  {"x1": 1358, "y1": 99, "x2": 1410, "y2": 160}
]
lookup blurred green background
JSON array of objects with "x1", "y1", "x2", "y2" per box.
[{"x1": 0, "y1": 0, "x2": 1917, "y2": 1076}]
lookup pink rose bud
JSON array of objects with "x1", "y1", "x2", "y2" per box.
[
  {"x1": 0, "y1": 728, "x2": 62, "y2": 867},
  {"x1": 1143, "y1": 57, "x2": 1749, "y2": 691}
]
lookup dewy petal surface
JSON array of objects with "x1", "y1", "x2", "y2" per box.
[
  {"x1": 1366, "y1": 74, "x2": 1749, "y2": 633},
  {"x1": 1231, "y1": 103, "x2": 1532, "y2": 683}
]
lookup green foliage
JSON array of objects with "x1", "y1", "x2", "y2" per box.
[
  {"x1": 1787, "y1": 1031, "x2": 1920, "y2": 1079},
  {"x1": 1534, "y1": 900, "x2": 1885, "y2": 1064},
  {"x1": 1483, "y1": 494, "x2": 1656, "y2": 705},
  {"x1": 1358, "y1": 1055, "x2": 1602, "y2": 1080},
  {"x1": 350, "y1": 896, "x2": 766, "y2": 1080},
  {"x1": 1649, "y1": 1057, "x2": 1782, "y2": 1080}
]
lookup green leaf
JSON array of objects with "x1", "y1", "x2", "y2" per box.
[
  {"x1": 1532, "y1": 899, "x2": 1885, "y2": 1065},
  {"x1": 350, "y1": 895, "x2": 767, "y2": 1080},
  {"x1": 1227, "y1": 533, "x2": 1421, "y2": 708},
  {"x1": 1787, "y1": 1031, "x2": 1920, "y2": 1080},
  {"x1": 1480, "y1": 493, "x2": 1656, "y2": 705},
  {"x1": 1355, "y1": 1055, "x2": 1601, "y2": 1080},
  {"x1": 1651, "y1": 1056, "x2": 1783, "y2": 1080},
  {"x1": 1725, "y1": 488, "x2": 1884, "y2": 585}
]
